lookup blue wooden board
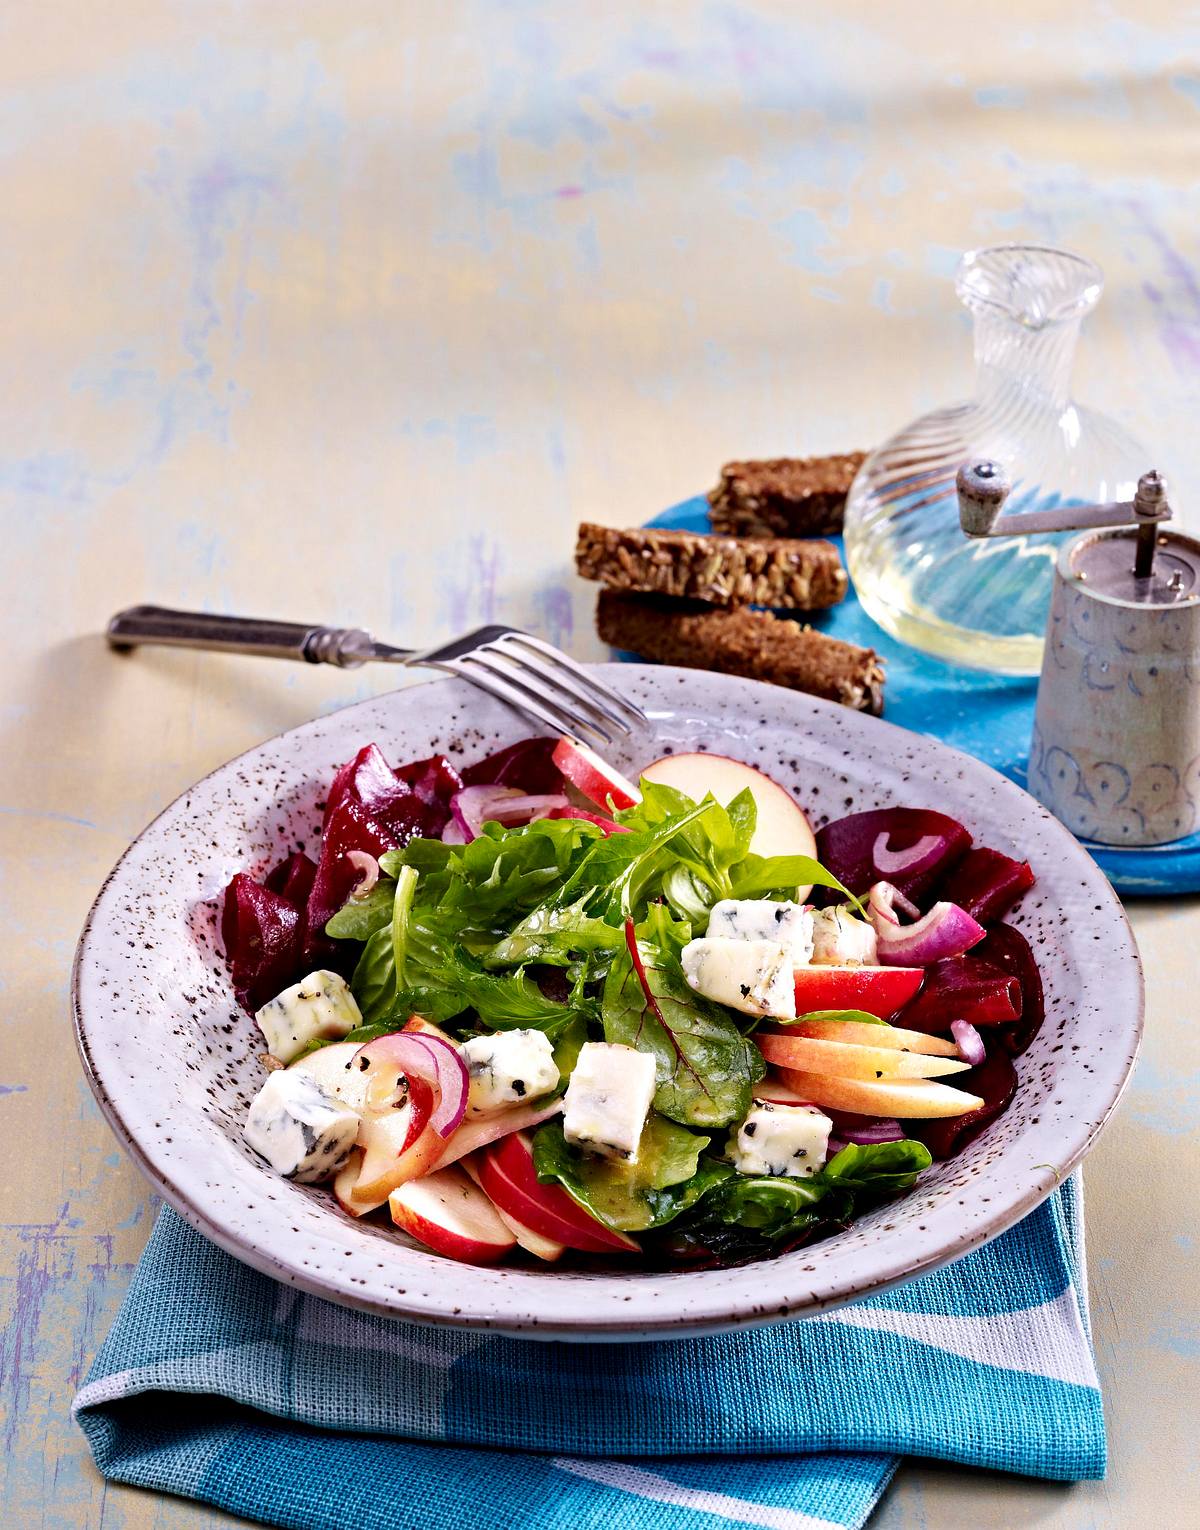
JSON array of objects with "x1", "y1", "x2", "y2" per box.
[{"x1": 640, "y1": 498, "x2": 1200, "y2": 897}]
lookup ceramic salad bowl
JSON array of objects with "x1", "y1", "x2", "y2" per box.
[{"x1": 72, "y1": 665, "x2": 1142, "y2": 1339}]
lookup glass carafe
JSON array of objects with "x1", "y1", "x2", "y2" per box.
[{"x1": 843, "y1": 244, "x2": 1149, "y2": 675}]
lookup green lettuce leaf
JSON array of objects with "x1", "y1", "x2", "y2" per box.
[
  {"x1": 601, "y1": 908, "x2": 761, "y2": 1129},
  {"x1": 531, "y1": 1117, "x2": 728, "y2": 1232},
  {"x1": 324, "y1": 877, "x2": 397, "y2": 942}
]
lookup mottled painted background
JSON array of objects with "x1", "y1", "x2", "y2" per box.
[{"x1": 2, "y1": 3, "x2": 1197, "y2": 1525}]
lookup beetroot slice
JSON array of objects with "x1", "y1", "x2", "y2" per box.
[
  {"x1": 221, "y1": 874, "x2": 303, "y2": 1014},
  {"x1": 911, "y1": 1050, "x2": 1018, "y2": 1160},
  {"x1": 897, "y1": 955, "x2": 1022, "y2": 1033},
  {"x1": 395, "y1": 754, "x2": 463, "y2": 813},
  {"x1": 264, "y1": 851, "x2": 318, "y2": 909},
  {"x1": 306, "y1": 796, "x2": 405, "y2": 947},
  {"x1": 975, "y1": 923, "x2": 1046, "y2": 1056},
  {"x1": 815, "y1": 808, "x2": 971, "y2": 902},
  {"x1": 460, "y1": 737, "x2": 563, "y2": 795},
  {"x1": 938, "y1": 847, "x2": 1035, "y2": 925}
]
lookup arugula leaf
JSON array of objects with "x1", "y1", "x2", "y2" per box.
[
  {"x1": 531, "y1": 1117, "x2": 728, "y2": 1232},
  {"x1": 601, "y1": 912, "x2": 761, "y2": 1128},
  {"x1": 484, "y1": 895, "x2": 624, "y2": 970},
  {"x1": 350, "y1": 907, "x2": 584, "y2": 1033},
  {"x1": 324, "y1": 877, "x2": 397, "y2": 942},
  {"x1": 649, "y1": 1137, "x2": 932, "y2": 1264},
  {"x1": 552, "y1": 799, "x2": 718, "y2": 921}
]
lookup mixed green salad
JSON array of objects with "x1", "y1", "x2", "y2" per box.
[{"x1": 228, "y1": 735, "x2": 1038, "y2": 1267}]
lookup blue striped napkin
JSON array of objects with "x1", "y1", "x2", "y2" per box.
[{"x1": 74, "y1": 1179, "x2": 1102, "y2": 1530}]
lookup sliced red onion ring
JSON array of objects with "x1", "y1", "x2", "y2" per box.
[
  {"x1": 872, "y1": 831, "x2": 944, "y2": 877},
  {"x1": 872, "y1": 899, "x2": 986, "y2": 966},
  {"x1": 825, "y1": 1136, "x2": 848, "y2": 1157},
  {"x1": 450, "y1": 784, "x2": 570, "y2": 841},
  {"x1": 867, "y1": 880, "x2": 921, "y2": 926},
  {"x1": 838, "y1": 1117, "x2": 906, "y2": 1145},
  {"x1": 354, "y1": 1032, "x2": 469, "y2": 1138},
  {"x1": 441, "y1": 819, "x2": 468, "y2": 845},
  {"x1": 451, "y1": 785, "x2": 525, "y2": 840},
  {"x1": 345, "y1": 850, "x2": 380, "y2": 899},
  {"x1": 951, "y1": 1018, "x2": 987, "y2": 1068}
]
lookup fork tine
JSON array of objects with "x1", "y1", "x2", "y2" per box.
[
  {"x1": 503, "y1": 632, "x2": 649, "y2": 727},
  {"x1": 433, "y1": 657, "x2": 610, "y2": 745},
  {"x1": 460, "y1": 650, "x2": 615, "y2": 745},
  {"x1": 489, "y1": 637, "x2": 631, "y2": 737}
]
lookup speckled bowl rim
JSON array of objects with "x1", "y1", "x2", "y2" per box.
[{"x1": 72, "y1": 665, "x2": 1143, "y2": 1340}]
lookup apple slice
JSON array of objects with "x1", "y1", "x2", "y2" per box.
[
  {"x1": 333, "y1": 1149, "x2": 385, "y2": 1218},
  {"x1": 758, "y1": 1032, "x2": 970, "y2": 1081},
  {"x1": 476, "y1": 1133, "x2": 639, "y2": 1254},
  {"x1": 388, "y1": 1165, "x2": 517, "y2": 1265},
  {"x1": 793, "y1": 965, "x2": 923, "y2": 1019},
  {"x1": 288, "y1": 1041, "x2": 373, "y2": 1111},
  {"x1": 552, "y1": 737, "x2": 641, "y2": 811},
  {"x1": 402, "y1": 1015, "x2": 457, "y2": 1047},
  {"x1": 776, "y1": 1067, "x2": 984, "y2": 1119},
  {"x1": 788, "y1": 1018, "x2": 960, "y2": 1057},
  {"x1": 430, "y1": 1099, "x2": 563, "y2": 1173},
  {"x1": 640, "y1": 751, "x2": 816, "y2": 865},
  {"x1": 352, "y1": 1080, "x2": 443, "y2": 1202},
  {"x1": 462, "y1": 1158, "x2": 565, "y2": 1262}
]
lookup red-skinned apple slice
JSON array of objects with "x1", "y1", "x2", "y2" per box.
[
  {"x1": 476, "y1": 1133, "x2": 639, "y2": 1254},
  {"x1": 786, "y1": 1018, "x2": 960, "y2": 1057},
  {"x1": 776, "y1": 1067, "x2": 984, "y2": 1118},
  {"x1": 430, "y1": 1099, "x2": 563, "y2": 1173},
  {"x1": 474, "y1": 1152, "x2": 635, "y2": 1256},
  {"x1": 352, "y1": 1079, "x2": 442, "y2": 1201},
  {"x1": 462, "y1": 1158, "x2": 565, "y2": 1261},
  {"x1": 552, "y1": 737, "x2": 641, "y2": 811},
  {"x1": 758, "y1": 1032, "x2": 970, "y2": 1080},
  {"x1": 792, "y1": 965, "x2": 923, "y2": 1018},
  {"x1": 388, "y1": 1165, "x2": 517, "y2": 1265},
  {"x1": 640, "y1": 753, "x2": 816, "y2": 884}
]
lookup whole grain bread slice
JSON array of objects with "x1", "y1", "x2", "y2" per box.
[
  {"x1": 708, "y1": 452, "x2": 866, "y2": 537},
  {"x1": 576, "y1": 522, "x2": 846, "y2": 610},
  {"x1": 596, "y1": 590, "x2": 884, "y2": 714}
]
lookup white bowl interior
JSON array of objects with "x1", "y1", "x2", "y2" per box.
[{"x1": 73, "y1": 666, "x2": 1142, "y2": 1338}]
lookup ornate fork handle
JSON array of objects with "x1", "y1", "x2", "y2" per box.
[{"x1": 106, "y1": 605, "x2": 399, "y2": 669}]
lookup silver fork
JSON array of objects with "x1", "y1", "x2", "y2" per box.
[{"x1": 106, "y1": 605, "x2": 647, "y2": 745}]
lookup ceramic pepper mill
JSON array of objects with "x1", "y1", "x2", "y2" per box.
[{"x1": 956, "y1": 460, "x2": 1200, "y2": 847}]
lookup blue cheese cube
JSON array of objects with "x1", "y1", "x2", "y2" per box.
[
  {"x1": 680, "y1": 938, "x2": 797, "y2": 1020},
  {"x1": 707, "y1": 898, "x2": 814, "y2": 963},
  {"x1": 243, "y1": 1070, "x2": 359, "y2": 1183},
  {"x1": 563, "y1": 1042, "x2": 657, "y2": 1163},
  {"x1": 729, "y1": 1101, "x2": 832, "y2": 1178},
  {"x1": 810, "y1": 907, "x2": 878, "y2": 966},
  {"x1": 460, "y1": 1029, "x2": 560, "y2": 1116},
  {"x1": 255, "y1": 970, "x2": 363, "y2": 1064}
]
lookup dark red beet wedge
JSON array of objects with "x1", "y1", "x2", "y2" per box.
[
  {"x1": 938, "y1": 846, "x2": 1035, "y2": 925},
  {"x1": 815, "y1": 807, "x2": 972, "y2": 902},
  {"x1": 975, "y1": 923, "x2": 1046, "y2": 1056},
  {"x1": 898, "y1": 954, "x2": 1022, "y2": 1032},
  {"x1": 912, "y1": 1050, "x2": 1018, "y2": 1160}
]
